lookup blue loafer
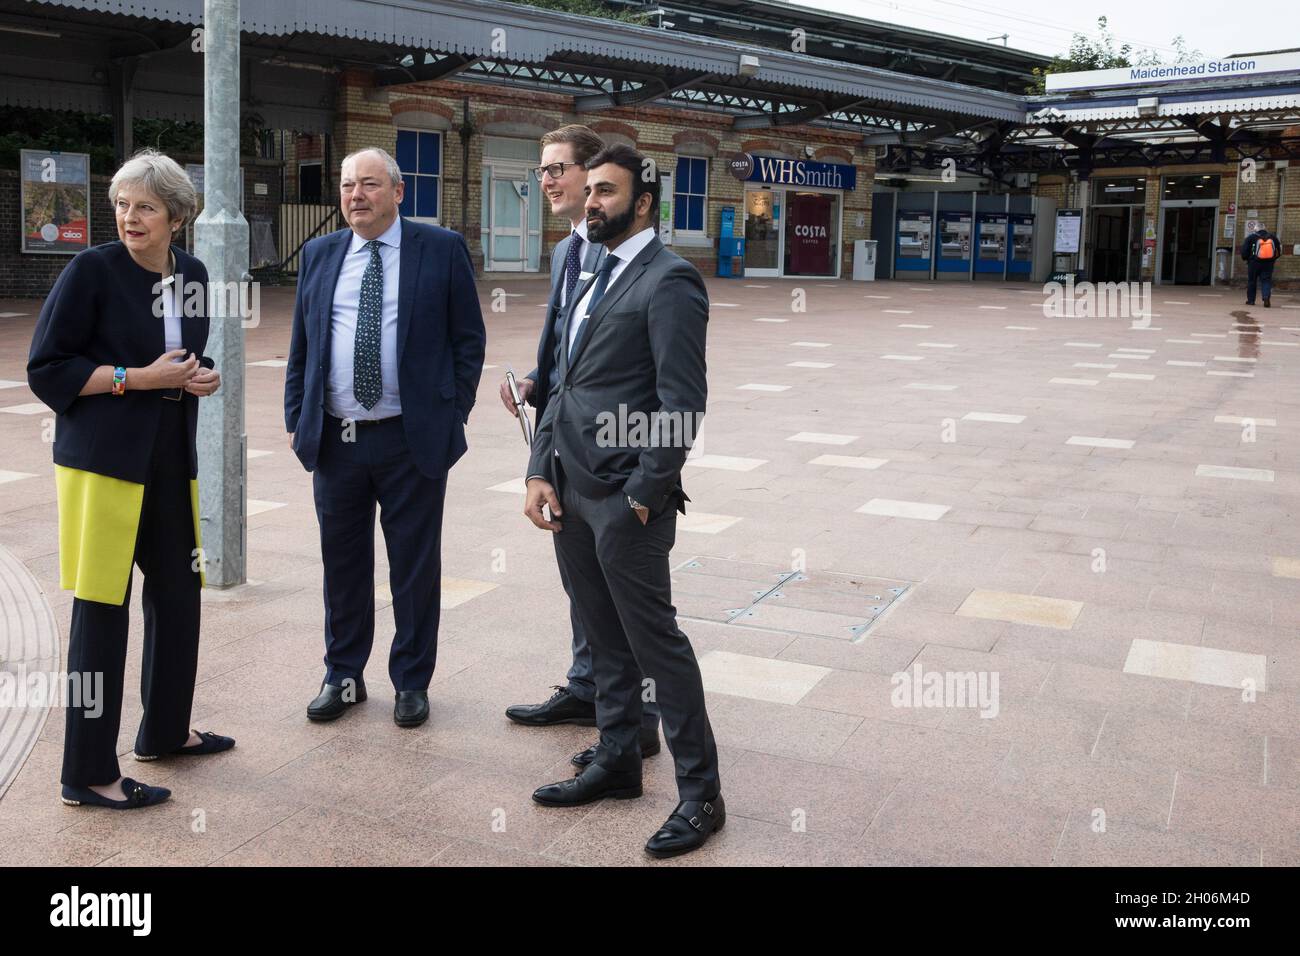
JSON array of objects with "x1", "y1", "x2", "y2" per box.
[
  {"x1": 135, "y1": 730, "x2": 236, "y2": 761},
  {"x1": 61, "y1": 777, "x2": 171, "y2": 809}
]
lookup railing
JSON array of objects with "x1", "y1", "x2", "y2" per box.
[{"x1": 253, "y1": 203, "x2": 341, "y2": 277}]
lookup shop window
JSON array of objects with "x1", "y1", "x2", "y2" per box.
[
  {"x1": 396, "y1": 129, "x2": 442, "y2": 220},
  {"x1": 673, "y1": 156, "x2": 708, "y2": 234},
  {"x1": 1162, "y1": 174, "x2": 1219, "y2": 201}
]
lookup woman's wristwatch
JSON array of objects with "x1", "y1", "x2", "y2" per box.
[{"x1": 111, "y1": 366, "x2": 126, "y2": 396}]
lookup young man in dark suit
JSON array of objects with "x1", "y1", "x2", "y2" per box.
[
  {"x1": 500, "y1": 125, "x2": 662, "y2": 768},
  {"x1": 523, "y1": 144, "x2": 724, "y2": 858},
  {"x1": 285, "y1": 147, "x2": 485, "y2": 728}
]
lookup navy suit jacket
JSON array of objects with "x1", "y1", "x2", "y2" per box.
[
  {"x1": 526, "y1": 230, "x2": 604, "y2": 424},
  {"x1": 284, "y1": 217, "x2": 486, "y2": 478}
]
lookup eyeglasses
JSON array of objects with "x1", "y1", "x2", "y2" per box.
[{"x1": 533, "y1": 162, "x2": 580, "y2": 180}]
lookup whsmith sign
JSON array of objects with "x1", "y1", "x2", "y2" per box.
[
  {"x1": 727, "y1": 152, "x2": 857, "y2": 191},
  {"x1": 1045, "y1": 51, "x2": 1300, "y2": 92}
]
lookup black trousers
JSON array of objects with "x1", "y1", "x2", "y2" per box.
[
  {"x1": 553, "y1": 463, "x2": 720, "y2": 802},
  {"x1": 312, "y1": 415, "x2": 447, "y2": 691},
  {"x1": 61, "y1": 399, "x2": 201, "y2": 786},
  {"x1": 1246, "y1": 260, "x2": 1275, "y2": 304}
]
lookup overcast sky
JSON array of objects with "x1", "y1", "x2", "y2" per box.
[{"x1": 788, "y1": 0, "x2": 1300, "y2": 61}]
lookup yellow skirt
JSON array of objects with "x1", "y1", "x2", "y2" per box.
[{"x1": 54, "y1": 465, "x2": 204, "y2": 606}]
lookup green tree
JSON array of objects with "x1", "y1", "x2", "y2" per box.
[
  {"x1": 503, "y1": 0, "x2": 644, "y2": 22},
  {"x1": 1030, "y1": 17, "x2": 1203, "y2": 92}
]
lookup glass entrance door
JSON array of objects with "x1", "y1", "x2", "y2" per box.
[
  {"x1": 743, "y1": 186, "x2": 780, "y2": 276},
  {"x1": 1160, "y1": 207, "x2": 1216, "y2": 285},
  {"x1": 488, "y1": 172, "x2": 527, "y2": 272},
  {"x1": 1089, "y1": 206, "x2": 1132, "y2": 283},
  {"x1": 784, "y1": 190, "x2": 838, "y2": 277}
]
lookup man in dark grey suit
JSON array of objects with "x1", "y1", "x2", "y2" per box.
[
  {"x1": 523, "y1": 144, "x2": 723, "y2": 858},
  {"x1": 501, "y1": 126, "x2": 661, "y2": 767}
]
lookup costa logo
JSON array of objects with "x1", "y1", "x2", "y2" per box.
[{"x1": 794, "y1": 224, "x2": 827, "y2": 238}]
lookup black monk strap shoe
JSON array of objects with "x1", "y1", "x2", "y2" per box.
[{"x1": 645, "y1": 796, "x2": 726, "y2": 859}]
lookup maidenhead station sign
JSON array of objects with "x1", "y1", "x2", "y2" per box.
[
  {"x1": 727, "y1": 152, "x2": 858, "y2": 191},
  {"x1": 1045, "y1": 51, "x2": 1300, "y2": 92}
]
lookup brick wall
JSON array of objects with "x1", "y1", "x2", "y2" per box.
[
  {"x1": 1, "y1": 157, "x2": 284, "y2": 299},
  {"x1": 329, "y1": 71, "x2": 876, "y2": 277},
  {"x1": 1033, "y1": 160, "x2": 1299, "y2": 288},
  {"x1": 0, "y1": 168, "x2": 116, "y2": 298}
]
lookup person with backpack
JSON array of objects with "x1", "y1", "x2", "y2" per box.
[{"x1": 1241, "y1": 225, "x2": 1283, "y2": 307}]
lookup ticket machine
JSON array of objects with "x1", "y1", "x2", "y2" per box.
[
  {"x1": 894, "y1": 210, "x2": 933, "y2": 276},
  {"x1": 936, "y1": 211, "x2": 973, "y2": 279},
  {"x1": 974, "y1": 213, "x2": 1008, "y2": 278},
  {"x1": 1008, "y1": 214, "x2": 1034, "y2": 279}
]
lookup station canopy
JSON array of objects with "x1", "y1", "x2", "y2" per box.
[{"x1": 1, "y1": 0, "x2": 1298, "y2": 179}]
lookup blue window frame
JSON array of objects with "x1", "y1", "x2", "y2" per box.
[
  {"x1": 396, "y1": 130, "x2": 441, "y2": 220},
  {"x1": 673, "y1": 156, "x2": 708, "y2": 233}
]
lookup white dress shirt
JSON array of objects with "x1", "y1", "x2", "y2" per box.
[
  {"x1": 326, "y1": 216, "x2": 403, "y2": 420},
  {"x1": 161, "y1": 282, "x2": 182, "y2": 353},
  {"x1": 567, "y1": 226, "x2": 656, "y2": 355}
]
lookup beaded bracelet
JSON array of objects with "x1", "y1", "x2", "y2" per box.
[{"x1": 111, "y1": 366, "x2": 126, "y2": 396}]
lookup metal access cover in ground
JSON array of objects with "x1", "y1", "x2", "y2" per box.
[{"x1": 672, "y1": 556, "x2": 911, "y2": 642}]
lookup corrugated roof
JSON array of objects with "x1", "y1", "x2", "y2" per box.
[{"x1": 27, "y1": 0, "x2": 1027, "y2": 121}]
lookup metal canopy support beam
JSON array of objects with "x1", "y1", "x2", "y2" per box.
[
  {"x1": 107, "y1": 56, "x2": 137, "y2": 166},
  {"x1": 376, "y1": 52, "x2": 481, "y2": 87},
  {"x1": 574, "y1": 69, "x2": 712, "y2": 111},
  {"x1": 732, "y1": 94, "x2": 873, "y2": 129},
  {"x1": 195, "y1": 0, "x2": 249, "y2": 589}
]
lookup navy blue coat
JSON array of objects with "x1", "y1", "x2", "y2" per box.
[
  {"x1": 27, "y1": 241, "x2": 212, "y2": 484},
  {"x1": 284, "y1": 218, "x2": 486, "y2": 478}
]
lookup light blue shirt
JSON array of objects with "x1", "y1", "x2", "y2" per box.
[{"x1": 326, "y1": 216, "x2": 402, "y2": 420}]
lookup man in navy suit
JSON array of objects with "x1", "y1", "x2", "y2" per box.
[{"x1": 285, "y1": 147, "x2": 485, "y2": 728}]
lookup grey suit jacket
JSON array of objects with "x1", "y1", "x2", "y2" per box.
[
  {"x1": 527, "y1": 230, "x2": 605, "y2": 422},
  {"x1": 526, "y1": 234, "x2": 708, "y2": 514}
]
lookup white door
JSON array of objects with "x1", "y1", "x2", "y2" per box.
[{"x1": 488, "y1": 173, "x2": 527, "y2": 272}]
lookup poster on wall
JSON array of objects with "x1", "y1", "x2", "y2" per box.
[
  {"x1": 1053, "y1": 209, "x2": 1082, "y2": 254},
  {"x1": 786, "y1": 193, "x2": 833, "y2": 275},
  {"x1": 20, "y1": 149, "x2": 91, "y2": 255}
]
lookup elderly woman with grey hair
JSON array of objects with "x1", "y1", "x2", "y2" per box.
[{"x1": 27, "y1": 148, "x2": 234, "y2": 810}]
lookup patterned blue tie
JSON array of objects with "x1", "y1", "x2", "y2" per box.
[
  {"x1": 562, "y1": 230, "x2": 582, "y2": 306},
  {"x1": 353, "y1": 239, "x2": 383, "y2": 411}
]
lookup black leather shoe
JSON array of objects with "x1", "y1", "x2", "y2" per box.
[
  {"x1": 645, "y1": 796, "x2": 726, "y2": 859},
  {"x1": 532, "y1": 762, "x2": 642, "y2": 807},
  {"x1": 394, "y1": 690, "x2": 429, "y2": 727},
  {"x1": 571, "y1": 729, "x2": 662, "y2": 768},
  {"x1": 1264, "y1": 298, "x2": 1271, "y2": 308},
  {"x1": 505, "y1": 685, "x2": 596, "y2": 727},
  {"x1": 306, "y1": 677, "x2": 367, "y2": 721}
]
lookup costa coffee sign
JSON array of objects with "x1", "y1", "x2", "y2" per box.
[{"x1": 727, "y1": 153, "x2": 754, "y2": 180}]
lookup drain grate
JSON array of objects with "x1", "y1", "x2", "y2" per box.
[{"x1": 672, "y1": 556, "x2": 911, "y2": 642}]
